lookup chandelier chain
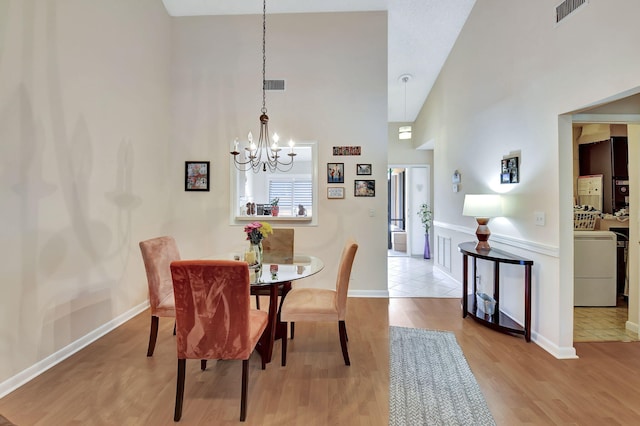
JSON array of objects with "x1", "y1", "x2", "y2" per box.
[{"x1": 261, "y1": 0, "x2": 267, "y2": 114}]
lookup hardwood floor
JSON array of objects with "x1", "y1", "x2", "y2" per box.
[{"x1": 2, "y1": 298, "x2": 640, "y2": 425}]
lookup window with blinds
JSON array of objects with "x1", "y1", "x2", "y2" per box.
[{"x1": 269, "y1": 179, "x2": 313, "y2": 216}]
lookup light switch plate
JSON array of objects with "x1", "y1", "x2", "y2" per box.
[{"x1": 534, "y1": 211, "x2": 545, "y2": 226}]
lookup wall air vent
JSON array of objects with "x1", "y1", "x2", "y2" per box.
[
  {"x1": 263, "y1": 79, "x2": 285, "y2": 91},
  {"x1": 556, "y1": 0, "x2": 588, "y2": 24}
]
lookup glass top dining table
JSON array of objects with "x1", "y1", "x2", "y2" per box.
[
  {"x1": 249, "y1": 254, "x2": 324, "y2": 285},
  {"x1": 217, "y1": 253, "x2": 324, "y2": 367}
]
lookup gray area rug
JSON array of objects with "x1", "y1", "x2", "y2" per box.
[{"x1": 389, "y1": 326, "x2": 496, "y2": 426}]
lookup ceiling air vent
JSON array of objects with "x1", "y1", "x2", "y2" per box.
[
  {"x1": 263, "y1": 79, "x2": 285, "y2": 91},
  {"x1": 556, "y1": 0, "x2": 588, "y2": 24}
]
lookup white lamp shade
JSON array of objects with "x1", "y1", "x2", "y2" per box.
[
  {"x1": 462, "y1": 194, "x2": 503, "y2": 218},
  {"x1": 399, "y1": 126, "x2": 412, "y2": 140}
]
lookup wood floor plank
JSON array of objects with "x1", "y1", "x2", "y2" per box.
[{"x1": 1, "y1": 298, "x2": 640, "y2": 425}]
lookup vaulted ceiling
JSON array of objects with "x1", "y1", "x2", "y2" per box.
[{"x1": 161, "y1": 0, "x2": 476, "y2": 123}]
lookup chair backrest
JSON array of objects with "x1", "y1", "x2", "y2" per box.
[
  {"x1": 139, "y1": 236, "x2": 180, "y2": 315},
  {"x1": 170, "y1": 260, "x2": 254, "y2": 360},
  {"x1": 262, "y1": 228, "x2": 294, "y2": 264},
  {"x1": 335, "y1": 238, "x2": 358, "y2": 320}
]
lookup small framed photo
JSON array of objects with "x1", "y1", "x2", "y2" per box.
[
  {"x1": 356, "y1": 164, "x2": 372, "y2": 175},
  {"x1": 501, "y1": 156, "x2": 519, "y2": 184},
  {"x1": 327, "y1": 187, "x2": 345, "y2": 199},
  {"x1": 327, "y1": 163, "x2": 344, "y2": 183},
  {"x1": 354, "y1": 180, "x2": 375, "y2": 197},
  {"x1": 185, "y1": 161, "x2": 210, "y2": 191}
]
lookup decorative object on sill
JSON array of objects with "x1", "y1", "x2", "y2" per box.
[
  {"x1": 184, "y1": 161, "x2": 210, "y2": 191},
  {"x1": 332, "y1": 146, "x2": 361, "y2": 156},
  {"x1": 500, "y1": 156, "x2": 519, "y2": 184},
  {"x1": 462, "y1": 194, "x2": 503, "y2": 251},
  {"x1": 398, "y1": 74, "x2": 412, "y2": 140},
  {"x1": 298, "y1": 204, "x2": 307, "y2": 216},
  {"x1": 244, "y1": 221, "x2": 272, "y2": 281},
  {"x1": 246, "y1": 202, "x2": 256, "y2": 216},
  {"x1": 230, "y1": 0, "x2": 296, "y2": 173},
  {"x1": 417, "y1": 203, "x2": 432, "y2": 259},
  {"x1": 270, "y1": 198, "x2": 279, "y2": 216}
]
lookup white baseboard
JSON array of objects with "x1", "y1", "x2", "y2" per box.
[
  {"x1": 0, "y1": 301, "x2": 149, "y2": 399},
  {"x1": 531, "y1": 331, "x2": 578, "y2": 359},
  {"x1": 348, "y1": 289, "x2": 389, "y2": 298}
]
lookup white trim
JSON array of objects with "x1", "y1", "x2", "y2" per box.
[
  {"x1": 348, "y1": 290, "x2": 389, "y2": 298},
  {"x1": 531, "y1": 331, "x2": 578, "y2": 359},
  {"x1": 433, "y1": 221, "x2": 560, "y2": 257},
  {"x1": 0, "y1": 301, "x2": 149, "y2": 399}
]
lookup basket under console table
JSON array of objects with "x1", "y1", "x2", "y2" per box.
[{"x1": 458, "y1": 242, "x2": 533, "y2": 342}]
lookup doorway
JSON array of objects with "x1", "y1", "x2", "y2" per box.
[
  {"x1": 387, "y1": 165, "x2": 430, "y2": 258},
  {"x1": 572, "y1": 120, "x2": 639, "y2": 343}
]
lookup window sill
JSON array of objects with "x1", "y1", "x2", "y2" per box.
[{"x1": 234, "y1": 215, "x2": 312, "y2": 222}]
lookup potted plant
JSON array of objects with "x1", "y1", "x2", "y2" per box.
[
  {"x1": 270, "y1": 197, "x2": 280, "y2": 217},
  {"x1": 417, "y1": 203, "x2": 432, "y2": 259}
]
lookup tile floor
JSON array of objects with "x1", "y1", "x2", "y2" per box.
[
  {"x1": 387, "y1": 253, "x2": 460, "y2": 298},
  {"x1": 386, "y1": 253, "x2": 637, "y2": 343},
  {"x1": 574, "y1": 297, "x2": 639, "y2": 343}
]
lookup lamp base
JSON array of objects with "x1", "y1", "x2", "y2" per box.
[{"x1": 475, "y1": 218, "x2": 492, "y2": 251}]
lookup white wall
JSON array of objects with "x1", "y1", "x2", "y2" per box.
[
  {"x1": 414, "y1": 0, "x2": 640, "y2": 358},
  {"x1": 0, "y1": 4, "x2": 388, "y2": 390},
  {"x1": 0, "y1": 0, "x2": 172, "y2": 385},
  {"x1": 169, "y1": 12, "x2": 389, "y2": 292}
]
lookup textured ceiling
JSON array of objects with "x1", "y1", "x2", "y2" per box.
[{"x1": 162, "y1": 0, "x2": 476, "y2": 123}]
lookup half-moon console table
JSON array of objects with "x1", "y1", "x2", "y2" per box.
[{"x1": 458, "y1": 242, "x2": 533, "y2": 342}]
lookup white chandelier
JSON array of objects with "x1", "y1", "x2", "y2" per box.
[{"x1": 230, "y1": 0, "x2": 296, "y2": 173}]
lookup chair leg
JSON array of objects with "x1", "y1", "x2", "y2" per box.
[
  {"x1": 174, "y1": 359, "x2": 186, "y2": 421},
  {"x1": 201, "y1": 360, "x2": 207, "y2": 371},
  {"x1": 338, "y1": 321, "x2": 350, "y2": 366},
  {"x1": 281, "y1": 322, "x2": 288, "y2": 366},
  {"x1": 147, "y1": 316, "x2": 159, "y2": 357},
  {"x1": 255, "y1": 295, "x2": 260, "y2": 310},
  {"x1": 290, "y1": 322, "x2": 295, "y2": 340},
  {"x1": 173, "y1": 321, "x2": 176, "y2": 336},
  {"x1": 240, "y1": 359, "x2": 249, "y2": 422}
]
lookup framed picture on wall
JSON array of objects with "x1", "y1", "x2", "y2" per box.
[
  {"x1": 327, "y1": 163, "x2": 344, "y2": 183},
  {"x1": 354, "y1": 180, "x2": 375, "y2": 197},
  {"x1": 356, "y1": 164, "x2": 372, "y2": 175},
  {"x1": 501, "y1": 156, "x2": 519, "y2": 184},
  {"x1": 327, "y1": 187, "x2": 345, "y2": 199},
  {"x1": 185, "y1": 161, "x2": 210, "y2": 191}
]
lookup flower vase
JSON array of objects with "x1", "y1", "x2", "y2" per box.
[
  {"x1": 424, "y1": 233, "x2": 431, "y2": 259},
  {"x1": 248, "y1": 241, "x2": 263, "y2": 281},
  {"x1": 271, "y1": 206, "x2": 279, "y2": 217}
]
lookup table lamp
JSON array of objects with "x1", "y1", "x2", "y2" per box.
[{"x1": 462, "y1": 194, "x2": 503, "y2": 251}]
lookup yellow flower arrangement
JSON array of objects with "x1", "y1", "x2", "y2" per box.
[{"x1": 244, "y1": 221, "x2": 273, "y2": 244}]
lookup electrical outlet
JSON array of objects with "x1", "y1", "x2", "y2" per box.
[{"x1": 534, "y1": 211, "x2": 545, "y2": 226}]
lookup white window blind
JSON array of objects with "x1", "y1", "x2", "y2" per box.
[{"x1": 269, "y1": 179, "x2": 312, "y2": 216}]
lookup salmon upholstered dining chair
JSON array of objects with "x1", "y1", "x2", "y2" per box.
[
  {"x1": 170, "y1": 260, "x2": 268, "y2": 422},
  {"x1": 139, "y1": 236, "x2": 180, "y2": 357},
  {"x1": 280, "y1": 238, "x2": 358, "y2": 366},
  {"x1": 253, "y1": 228, "x2": 294, "y2": 309}
]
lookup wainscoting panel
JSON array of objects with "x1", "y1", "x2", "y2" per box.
[{"x1": 436, "y1": 234, "x2": 452, "y2": 272}]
